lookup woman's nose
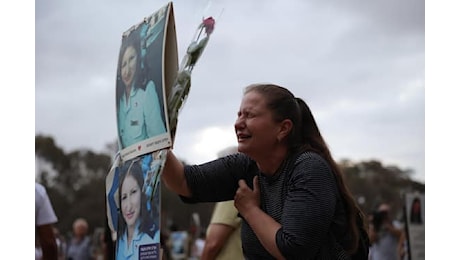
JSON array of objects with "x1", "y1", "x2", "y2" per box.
[{"x1": 234, "y1": 117, "x2": 245, "y2": 130}]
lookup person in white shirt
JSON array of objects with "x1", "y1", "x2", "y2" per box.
[{"x1": 35, "y1": 182, "x2": 58, "y2": 260}]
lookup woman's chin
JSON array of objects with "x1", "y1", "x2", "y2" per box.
[
  {"x1": 237, "y1": 143, "x2": 247, "y2": 153},
  {"x1": 237, "y1": 144, "x2": 253, "y2": 156},
  {"x1": 125, "y1": 218, "x2": 136, "y2": 227}
]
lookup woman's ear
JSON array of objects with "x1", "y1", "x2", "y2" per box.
[{"x1": 277, "y1": 119, "x2": 293, "y2": 142}]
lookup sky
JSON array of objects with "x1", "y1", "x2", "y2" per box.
[
  {"x1": 34, "y1": 0, "x2": 426, "y2": 183},
  {"x1": 4, "y1": 0, "x2": 460, "y2": 257}
]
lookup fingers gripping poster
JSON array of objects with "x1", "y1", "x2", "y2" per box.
[{"x1": 107, "y1": 2, "x2": 177, "y2": 260}]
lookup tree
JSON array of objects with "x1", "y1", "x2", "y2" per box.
[
  {"x1": 339, "y1": 159, "x2": 425, "y2": 219},
  {"x1": 36, "y1": 135, "x2": 112, "y2": 236},
  {"x1": 35, "y1": 134, "x2": 424, "y2": 241},
  {"x1": 35, "y1": 135, "x2": 215, "y2": 239}
]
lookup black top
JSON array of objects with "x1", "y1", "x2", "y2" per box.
[{"x1": 181, "y1": 151, "x2": 351, "y2": 259}]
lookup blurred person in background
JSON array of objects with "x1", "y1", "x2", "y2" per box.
[
  {"x1": 168, "y1": 224, "x2": 190, "y2": 260},
  {"x1": 202, "y1": 200, "x2": 243, "y2": 260},
  {"x1": 35, "y1": 182, "x2": 58, "y2": 260},
  {"x1": 53, "y1": 227, "x2": 67, "y2": 260},
  {"x1": 90, "y1": 228, "x2": 106, "y2": 260},
  {"x1": 190, "y1": 229, "x2": 206, "y2": 260},
  {"x1": 369, "y1": 203, "x2": 403, "y2": 260},
  {"x1": 66, "y1": 218, "x2": 92, "y2": 260}
]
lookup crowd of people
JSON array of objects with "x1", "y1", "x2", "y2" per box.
[
  {"x1": 35, "y1": 218, "x2": 107, "y2": 260},
  {"x1": 35, "y1": 183, "x2": 108, "y2": 260},
  {"x1": 160, "y1": 202, "x2": 411, "y2": 260},
  {"x1": 36, "y1": 186, "x2": 414, "y2": 260},
  {"x1": 35, "y1": 186, "x2": 412, "y2": 260}
]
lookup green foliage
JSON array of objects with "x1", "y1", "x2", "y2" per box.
[
  {"x1": 35, "y1": 135, "x2": 70, "y2": 173},
  {"x1": 339, "y1": 159, "x2": 425, "y2": 220},
  {"x1": 36, "y1": 134, "x2": 112, "y2": 237},
  {"x1": 35, "y1": 134, "x2": 215, "y2": 238},
  {"x1": 35, "y1": 134, "x2": 424, "y2": 238}
]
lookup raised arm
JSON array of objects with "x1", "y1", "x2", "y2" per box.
[{"x1": 161, "y1": 150, "x2": 192, "y2": 197}]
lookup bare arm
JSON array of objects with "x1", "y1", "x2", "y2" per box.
[
  {"x1": 37, "y1": 224, "x2": 58, "y2": 260},
  {"x1": 382, "y1": 219, "x2": 403, "y2": 239},
  {"x1": 398, "y1": 230, "x2": 407, "y2": 259},
  {"x1": 201, "y1": 224, "x2": 235, "y2": 260},
  {"x1": 161, "y1": 150, "x2": 191, "y2": 197},
  {"x1": 369, "y1": 224, "x2": 378, "y2": 244},
  {"x1": 386, "y1": 222, "x2": 403, "y2": 238}
]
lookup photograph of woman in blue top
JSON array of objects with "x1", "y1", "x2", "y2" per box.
[
  {"x1": 116, "y1": 159, "x2": 160, "y2": 260},
  {"x1": 116, "y1": 29, "x2": 166, "y2": 149},
  {"x1": 161, "y1": 83, "x2": 368, "y2": 259}
]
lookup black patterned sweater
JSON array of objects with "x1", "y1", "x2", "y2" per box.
[{"x1": 181, "y1": 151, "x2": 351, "y2": 259}]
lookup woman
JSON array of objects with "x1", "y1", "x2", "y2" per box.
[
  {"x1": 117, "y1": 159, "x2": 160, "y2": 260},
  {"x1": 116, "y1": 30, "x2": 166, "y2": 149},
  {"x1": 162, "y1": 83, "x2": 366, "y2": 259}
]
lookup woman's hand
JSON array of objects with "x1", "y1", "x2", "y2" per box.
[
  {"x1": 234, "y1": 176, "x2": 260, "y2": 218},
  {"x1": 234, "y1": 176, "x2": 285, "y2": 259}
]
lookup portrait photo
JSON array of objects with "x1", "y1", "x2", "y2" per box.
[
  {"x1": 116, "y1": 3, "x2": 172, "y2": 161},
  {"x1": 115, "y1": 153, "x2": 163, "y2": 259}
]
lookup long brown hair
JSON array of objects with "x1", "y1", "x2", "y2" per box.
[{"x1": 244, "y1": 83, "x2": 366, "y2": 253}]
